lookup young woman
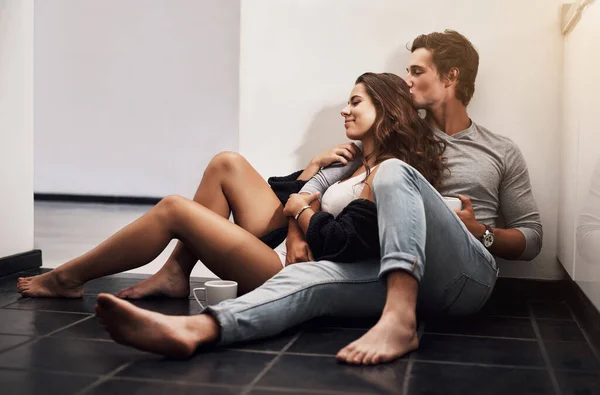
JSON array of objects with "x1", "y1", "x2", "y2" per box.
[
  {"x1": 17, "y1": 73, "x2": 445, "y2": 307},
  {"x1": 88, "y1": 72, "x2": 448, "y2": 359}
]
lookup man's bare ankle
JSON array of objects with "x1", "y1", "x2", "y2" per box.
[{"x1": 186, "y1": 314, "x2": 220, "y2": 344}]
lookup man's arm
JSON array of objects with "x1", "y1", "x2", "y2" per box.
[{"x1": 457, "y1": 142, "x2": 543, "y2": 260}]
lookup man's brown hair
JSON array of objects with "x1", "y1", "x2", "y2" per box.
[{"x1": 410, "y1": 30, "x2": 479, "y2": 106}]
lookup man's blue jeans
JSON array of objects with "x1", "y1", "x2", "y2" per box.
[{"x1": 207, "y1": 159, "x2": 499, "y2": 345}]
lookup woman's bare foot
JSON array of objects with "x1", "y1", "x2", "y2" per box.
[
  {"x1": 336, "y1": 311, "x2": 419, "y2": 365},
  {"x1": 116, "y1": 262, "x2": 190, "y2": 299},
  {"x1": 16, "y1": 270, "x2": 84, "y2": 298},
  {"x1": 95, "y1": 293, "x2": 219, "y2": 358}
]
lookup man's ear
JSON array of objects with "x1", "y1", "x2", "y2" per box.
[{"x1": 444, "y1": 67, "x2": 460, "y2": 88}]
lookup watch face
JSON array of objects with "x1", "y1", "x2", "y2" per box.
[{"x1": 483, "y1": 233, "x2": 494, "y2": 248}]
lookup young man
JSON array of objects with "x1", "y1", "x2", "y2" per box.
[{"x1": 95, "y1": 30, "x2": 542, "y2": 366}]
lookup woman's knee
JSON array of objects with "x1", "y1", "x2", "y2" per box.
[
  {"x1": 155, "y1": 195, "x2": 191, "y2": 226},
  {"x1": 373, "y1": 159, "x2": 420, "y2": 193},
  {"x1": 207, "y1": 151, "x2": 248, "y2": 175}
]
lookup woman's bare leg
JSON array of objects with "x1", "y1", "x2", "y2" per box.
[
  {"x1": 116, "y1": 152, "x2": 288, "y2": 299},
  {"x1": 17, "y1": 195, "x2": 284, "y2": 297}
]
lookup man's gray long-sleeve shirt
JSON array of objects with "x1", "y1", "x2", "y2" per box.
[{"x1": 300, "y1": 122, "x2": 543, "y2": 261}]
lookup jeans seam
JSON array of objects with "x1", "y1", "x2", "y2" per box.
[{"x1": 234, "y1": 276, "x2": 381, "y2": 315}]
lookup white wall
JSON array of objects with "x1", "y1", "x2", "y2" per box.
[
  {"x1": 34, "y1": 0, "x2": 240, "y2": 198},
  {"x1": 240, "y1": 0, "x2": 564, "y2": 279},
  {"x1": 558, "y1": 1, "x2": 600, "y2": 308},
  {"x1": 0, "y1": 0, "x2": 34, "y2": 258}
]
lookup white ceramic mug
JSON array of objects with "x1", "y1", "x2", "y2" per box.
[
  {"x1": 443, "y1": 196, "x2": 463, "y2": 211},
  {"x1": 192, "y1": 280, "x2": 238, "y2": 308}
]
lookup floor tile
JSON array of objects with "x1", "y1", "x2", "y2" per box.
[
  {"x1": 307, "y1": 315, "x2": 379, "y2": 329},
  {"x1": 0, "y1": 291, "x2": 27, "y2": 308},
  {"x1": 0, "y1": 335, "x2": 32, "y2": 353},
  {"x1": 406, "y1": 362, "x2": 554, "y2": 395},
  {"x1": 117, "y1": 349, "x2": 274, "y2": 385},
  {"x1": 256, "y1": 354, "x2": 407, "y2": 394},
  {"x1": 545, "y1": 341, "x2": 600, "y2": 371},
  {"x1": 5, "y1": 295, "x2": 99, "y2": 314},
  {"x1": 555, "y1": 369, "x2": 600, "y2": 395},
  {"x1": 425, "y1": 316, "x2": 536, "y2": 339},
  {"x1": 530, "y1": 301, "x2": 573, "y2": 320},
  {"x1": 230, "y1": 328, "x2": 299, "y2": 352},
  {"x1": 536, "y1": 319, "x2": 587, "y2": 342},
  {"x1": 287, "y1": 328, "x2": 368, "y2": 355},
  {"x1": 86, "y1": 378, "x2": 241, "y2": 395},
  {"x1": 51, "y1": 316, "x2": 110, "y2": 340},
  {"x1": 0, "y1": 309, "x2": 90, "y2": 336},
  {"x1": 478, "y1": 297, "x2": 531, "y2": 318},
  {"x1": 0, "y1": 369, "x2": 97, "y2": 395},
  {"x1": 0, "y1": 337, "x2": 149, "y2": 375},
  {"x1": 413, "y1": 333, "x2": 545, "y2": 367}
]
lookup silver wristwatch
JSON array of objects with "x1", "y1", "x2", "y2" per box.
[{"x1": 481, "y1": 224, "x2": 495, "y2": 249}]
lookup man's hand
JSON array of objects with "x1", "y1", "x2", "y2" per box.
[
  {"x1": 309, "y1": 142, "x2": 361, "y2": 168},
  {"x1": 285, "y1": 236, "x2": 314, "y2": 266},
  {"x1": 455, "y1": 195, "x2": 486, "y2": 238},
  {"x1": 283, "y1": 192, "x2": 320, "y2": 217}
]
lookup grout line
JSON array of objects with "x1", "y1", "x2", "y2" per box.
[
  {"x1": 2, "y1": 306, "x2": 94, "y2": 315},
  {"x1": 0, "y1": 366, "x2": 102, "y2": 378},
  {"x1": 251, "y1": 385, "x2": 374, "y2": 395},
  {"x1": 44, "y1": 315, "x2": 96, "y2": 337},
  {"x1": 564, "y1": 302, "x2": 600, "y2": 363},
  {"x1": 0, "y1": 314, "x2": 95, "y2": 357},
  {"x1": 422, "y1": 331, "x2": 538, "y2": 342},
  {"x1": 95, "y1": 375, "x2": 245, "y2": 390},
  {"x1": 227, "y1": 348, "x2": 280, "y2": 355},
  {"x1": 528, "y1": 304, "x2": 563, "y2": 395},
  {"x1": 283, "y1": 351, "x2": 341, "y2": 358},
  {"x1": 411, "y1": 358, "x2": 548, "y2": 370},
  {"x1": 240, "y1": 331, "x2": 303, "y2": 395},
  {"x1": 402, "y1": 320, "x2": 425, "y2": 395},
  {"x1": 48, "y1": 335, "x2": 114, "y2": 343},
  {"x1": 75, "y1": 360, "x2": 134, "y2": 395},
  {"x1": 0, "y1": 336, "x2": 38, "y2": 357}
]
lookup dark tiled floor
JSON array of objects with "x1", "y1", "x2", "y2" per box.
[{"x1": 0, "y1": 268, "x2": 599, "y2": 394}]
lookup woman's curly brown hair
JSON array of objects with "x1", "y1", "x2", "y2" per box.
[{"x1": 356, "y1": 72, "x2": 447, "y2": 190}]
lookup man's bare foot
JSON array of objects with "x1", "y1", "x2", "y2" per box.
[
  {"x1": 115, "y1": 262, "x2": 190, "y2": 299},
  {"x1": 16, "y1": 270, "x2": 84, "y2": 298},
  {"x1": 95, "y1": 293, "x2": 219, "y2": 358},
  {"x1": 336, "y1": 311, "x2": 419, "y2": 365}
]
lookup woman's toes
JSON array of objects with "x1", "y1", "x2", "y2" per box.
[{"x1": 352, "y1": 351, "x2": 366, "y2": 365}]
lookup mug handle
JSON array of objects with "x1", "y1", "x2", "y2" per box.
[{"x1": 192, "y1": 287, "x2": 206, "y2": 309}]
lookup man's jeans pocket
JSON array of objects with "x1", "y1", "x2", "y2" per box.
[{"x1": 437, "y1": 273, "x2": 492, "y2": 316}]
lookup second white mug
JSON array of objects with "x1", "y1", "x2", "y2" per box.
[{"x1": 443, "y1": 196, "x2": 463, "y2": 211}]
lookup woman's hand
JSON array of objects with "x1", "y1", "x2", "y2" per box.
[
  {"x1": 309, "y1": 142, "x2": 361, "y2": 168},
  {"x1": 283, "y1": 192, "x2": 320, "y2": 217}
]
